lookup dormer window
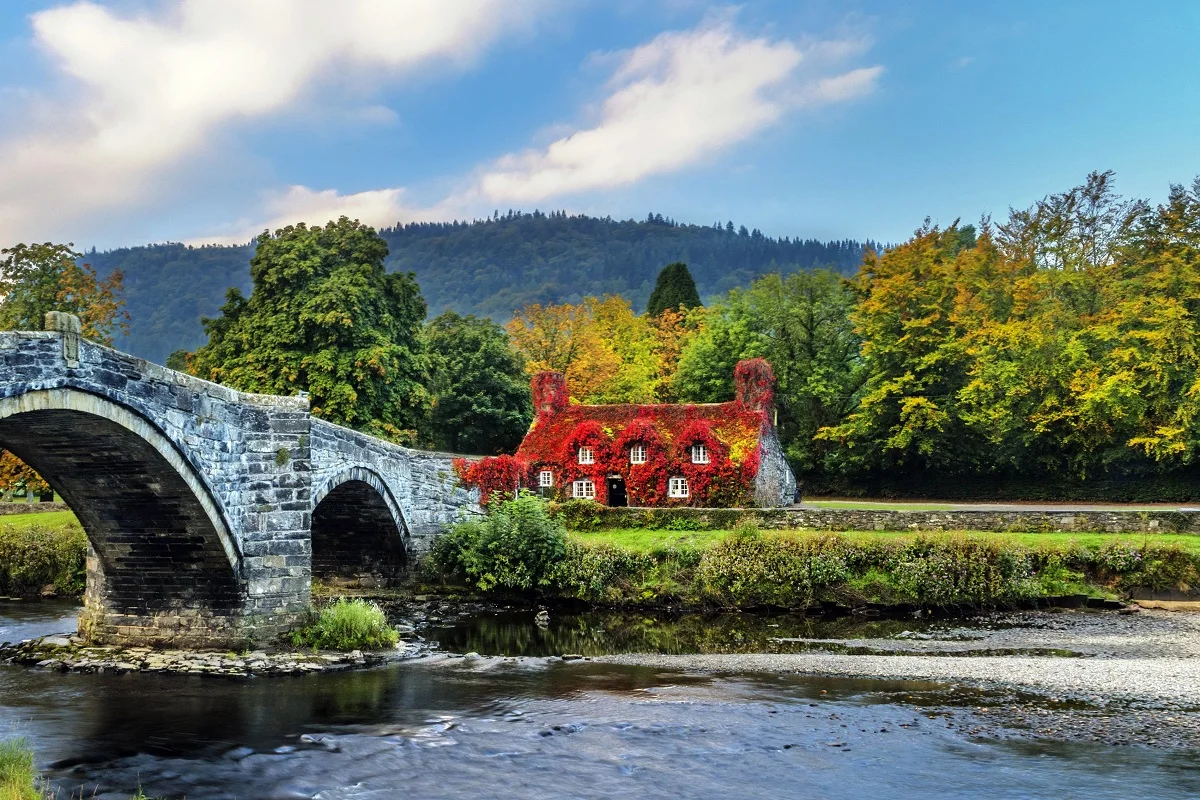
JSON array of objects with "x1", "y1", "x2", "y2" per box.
[
  {"x1": 669, "y1": 477, "x2": 690, "y2": 498},
  {"x1": 578, "y1": 446, "x2": 595, "y2": 465},
  {"x1": 539, "y1": 470, "x2": 554, "y2": 488},
  {"x1": 630, "y1": 444, "x2": 647, "y2": 464},
  {"x1": 691, "y1": 444, "x2": 709, "y2": 464}
]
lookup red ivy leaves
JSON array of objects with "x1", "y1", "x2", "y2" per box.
[
  {"x1": 734, "y1": 358, "x2": 774, "y2": 415},
  {"x1": 452, "y1": 454, "x2": 530, "y2": 507},
  {"x1": 614, "y1": 418, "x2": 669, "y2": 505}
]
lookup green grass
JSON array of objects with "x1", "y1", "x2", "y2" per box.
[
  {"x1": 0, "y1": 738, "x2": 39, "y2": 800},
  {"x1": 0, "y1": 510, "x2": 77, "y2": 528},
  {"x1": 289, "y1": 598, "x2": 399, "y2": 651},
  {"x1": 573, "y1": 527, "x2": 1200, "y2": 553}
]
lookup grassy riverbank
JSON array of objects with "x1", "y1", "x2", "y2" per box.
[{"x1": 425, "y1": 495, "x2": 1200, "y2": 609}]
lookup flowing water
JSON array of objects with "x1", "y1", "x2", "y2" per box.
[{"x1": 2, "y1": 600, "x2": 1200, "y2": 799}]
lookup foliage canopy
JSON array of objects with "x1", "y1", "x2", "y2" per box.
[{"x1": 189, "y1": 217, "x2": 429, "y2": 440}]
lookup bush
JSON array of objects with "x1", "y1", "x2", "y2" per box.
[
  {"x1": 431, "y1": 492, "x2": 567, "y2": 593},
  {"x1": 884, "y1": 535, "x2": 1037, "y2": 606},
  {"x1": 0, "y1": 520, "x2": 86, "y2": 597},
  {"x1": 550, "y1": 540, "x2": 657, "y2": 602},
  {"x1": 695, "y1": 530, "x2": 850, "y2": 608},
  {"x1": 0, "y1": 737, "x2": 39, "y2": 800},
  {"x1": 289, "y1": 598, "x2": 399, "y2": 651}
]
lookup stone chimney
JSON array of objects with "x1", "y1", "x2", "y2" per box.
[
  {"x1": 532, "y1": 371, "x2": 568, "y2": 416},
  {"x1": 734, "y1": 358, "x2": 775, "y2": 419}
]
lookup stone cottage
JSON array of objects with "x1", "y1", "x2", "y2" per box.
[{"x1": 513, "y1": 358, "x2": 798, "y2": 507}]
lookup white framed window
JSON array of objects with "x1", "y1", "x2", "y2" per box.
[
  {"x1": 539, "y1": 470, "x2": 554, "y2": 488},
  {"x1": 578, "y1": 446, "x2": 595, "y2": 465},
  {"x1": 572, "y1": 479, "x2": 596, "y2": 499},
  {"x1": 669, "y1": 477, "x2": 690, "y2": 498},
  {"x1": 630, "y1": 444, "x2": 647, "y2": 464},
  {"x1": 691, "y1": 444, "x2": 709, "y2": 464}
]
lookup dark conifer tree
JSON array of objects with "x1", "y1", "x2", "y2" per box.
[{"x1": 646, "y1": 261, "x2": 702, "y2": 316}]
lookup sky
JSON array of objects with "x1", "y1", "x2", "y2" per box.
[{"x1": 0, "y1": 0, "x2": 1196, "y2": 250}]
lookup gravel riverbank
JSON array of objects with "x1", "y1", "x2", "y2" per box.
[{"x1": 596, "y1": 608, "x2": 1200, "y2": 706}]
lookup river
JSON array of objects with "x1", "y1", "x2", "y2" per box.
[{"x1": 2, "y1": 600, "x2": 1199, "y2": 799}]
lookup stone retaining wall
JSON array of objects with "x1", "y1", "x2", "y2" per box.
[{"x1": 562, "y1": 505, "x2": 1200, "y2": 534}]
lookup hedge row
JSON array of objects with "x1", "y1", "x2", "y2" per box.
[{"x1": 546, "y1": 531, "x2": 1197, "y2": 608}]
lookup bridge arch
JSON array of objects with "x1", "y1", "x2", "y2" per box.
[
  {"x1": 0, "y1": 388, "x2": 242, "y2": 644},
  {"x1": 312, "y1": 467, "x2": 409, "y2": 587}
]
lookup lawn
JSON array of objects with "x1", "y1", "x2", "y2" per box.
[
  {"x1": 572, "y1": 527, "x2": 1200, "y2": 554},
  {"x1": 0, "y1": 510, "x2": 78, "y2": 529}
]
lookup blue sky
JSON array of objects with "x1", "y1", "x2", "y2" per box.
[{"x1": 0, "y1": 0, "x2": 1196, "y2": 249}]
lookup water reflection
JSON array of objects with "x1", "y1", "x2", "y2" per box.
[
  {"x1": 2, "y1": 603, "x2": 1200, "y2": 799},
  {"x1": 421, "y1": 607, "x2": 981, "y2": 657}
]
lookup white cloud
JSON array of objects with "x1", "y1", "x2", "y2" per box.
[
  {"x1": 188, "y1": 184, "x2": 447, "y2": 245},
  {"x1": 189, "y1": 17, "x2": 883, "y2": 243},
  {"x1": 470, "y1": 19, "x2": 881, "y2": 203},
  {"x1": 0, "y1": 0, "x2": 542, "y2": 244}
]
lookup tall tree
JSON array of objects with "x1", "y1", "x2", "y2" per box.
[
  {"x1": 0, "y1": 242, "x2": 129, "y2": 345},
  {"x1": 189, "y1": 217, "x2": 429, "y2": 441},
  {"x1": 423, "y1": 311, "x2": 532, "y2": 455},
  {"x1": 646, "y1": 262, "x2": 702, "y2": 316},
  {"x1": 675, "y1": 269, "x2": 865, "y2": 476}
]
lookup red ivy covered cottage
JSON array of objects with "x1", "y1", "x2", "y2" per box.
[{"x1": 456, "y1": 358, "x2": 798, "y2": 508}]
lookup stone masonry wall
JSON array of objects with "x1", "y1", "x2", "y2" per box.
[
  {"x1": 565, "y1": 505, "x2": 1200, "y2": 534},
  {"x1": 0, "y1": 331, "x2": 311, "y2": 645},
  {"x1": 310, "y1": 419, "x2": 480, "y2": 554}
]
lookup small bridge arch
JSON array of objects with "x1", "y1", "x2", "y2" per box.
[
  {"x1": 311, "y1": 467, "x2": 410, "y2": 587},
  {"x1": 0, "y1": 387, "x2": 243, "y2": 644}
]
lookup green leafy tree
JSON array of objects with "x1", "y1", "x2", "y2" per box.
[
  {"x1": 646, "y1": 261, "x2": 702, "y2": 316},
  {"x1": 189, "y1": 217, "x2": 429, "y2": 440},
  {"x1": 0, "y1": 242, "x2": 129, "y2": 345},
  {"x1": 675, "y1": 269, "x2": 865, "y2": 477},
  {"x1": 423, "y1": 311, "x2": 532, "y2": 454}
]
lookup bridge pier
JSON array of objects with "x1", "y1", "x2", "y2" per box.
[{"x1": 0, "y1": 319, "x2": 479, "y2": 647}]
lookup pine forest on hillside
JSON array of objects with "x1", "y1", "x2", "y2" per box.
[{"x1": 83, "y1": 212, "x2": 874, "y2": 364}]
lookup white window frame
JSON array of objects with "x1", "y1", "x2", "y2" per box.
[
  {"x1": 578, "y1": 446, "x2": 595, "y2": 465},
  {"x1": 630, "y1": 444, "x2": 647, "y2": 464},
  {"x1": 691, "y1": 443, "x2": 709, "y2": 464},
  {"x1": 572, "y1": 479, "x2": 596, "y2": 499},
  {"x1": 669, "y1": 476, "x2": 690, "y2": 498},
  {"x1": 539, "y1": 469, "x2": 554, "y2": 488}
]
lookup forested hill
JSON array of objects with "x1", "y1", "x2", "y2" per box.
[{"x1": 86, "y1": 211, "x2": 876, "y2": 364}]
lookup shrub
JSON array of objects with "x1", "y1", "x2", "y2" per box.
[
  {"x1": 0, "y1": 520, "x2": 86, "y2": 597},
  {"x1": 885, "y1": 535, "x2": 1037, "y2": 606},
  {"x1": 550, "y1": 540, "x2": 656, "y2": 602},
  {"x1": 0, "y1": 737, "x2": 39, "y2": 800},
  {"x1": 695, "y1": 531, "x2": 850, "y2": 608},
  {"x1": 431, "y1": 492, "x2": 567, "y2": 593},
  {"x1": 289, "y1": 598, "x2": 398, "y2": 651}
]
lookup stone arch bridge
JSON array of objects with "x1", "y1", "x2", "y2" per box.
[{"x1": 0, "y1": 316, "x2": 479, "y2": 647}]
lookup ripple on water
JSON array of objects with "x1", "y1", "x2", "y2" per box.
[{"x1": 3, "y1": 603, "x2": 1200, "y2": 799}]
